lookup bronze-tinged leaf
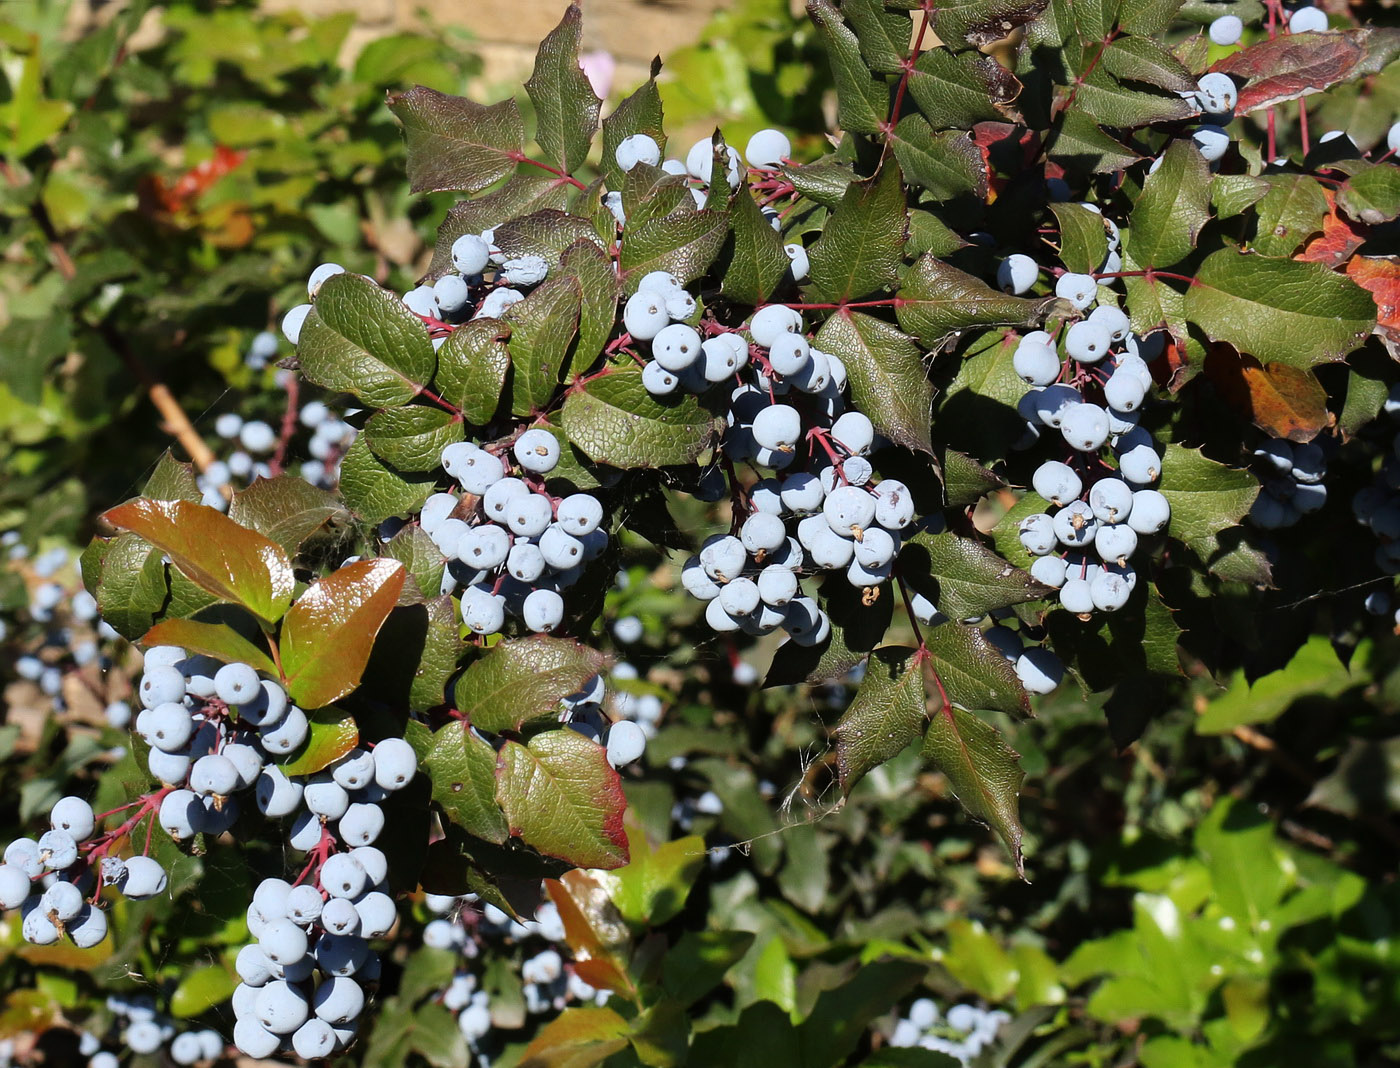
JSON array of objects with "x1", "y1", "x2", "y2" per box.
[
  {"x1": 518, "y1": 1007, "x2": 631, "y2": 1068},
  {"x1": 544, "y1": 870, "x2": 636, "y2": 997},
  {"x1": 100, "y1": 498, "x2": 294, "y2": 626},
  {"x1": 1214, "y1": 27, "x2": 1400, "y2": 115},
  {"x1": 278, "y1": 559, "x2": 407, "y2": 709},
  {"x1": 1345, "y1": 255, "x2": 1400, "y2": 347},
  {"x1": 277, "y1": 708, "x2": 360, "y2": 777},
  {"x1": 1203, "y1": 346, "x2": 1331, "y2": 443},
  {"x1": 140, "y1": 620, "x2": 277, "y2": 677},
  {"x1": 1295, "y1": 189, "x2": 1368, "y2": 267},
  {"x1": 386, "y1": 86, "x2": 524, "y2": 195}
]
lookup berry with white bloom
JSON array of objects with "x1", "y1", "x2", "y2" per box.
[{"x1": 615, "y1": 133, "x2": 661, "y2": 172}]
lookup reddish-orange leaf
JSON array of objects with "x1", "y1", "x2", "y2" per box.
[
  {"x1": 1204, "y1": 345, "x2": 1331, "y2": 442},
  {"x1": 277, "y1": 559, "x2": 405, "y2": 709},
  {"x1": 1345, "y1": 255, "x2": 1400, "y2": 344},
  {"x1": 141, "y1": 619, "x2": 277, "y2": 677},
  {"x1": 1296, "y1": 190, "x2": 1368, "y2": 267},
  {"x1": 1213, "y1": 30, "x2": 1372, "y2": 114},
  {"x1": 544, "y1": 871, "x2": 636, "y2": 999},
  {"x1": 101, "y1": 498, "x2": 294, "y2": 626}
]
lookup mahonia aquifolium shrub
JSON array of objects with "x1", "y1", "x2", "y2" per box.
[{"x1": 38, "y1": 0, "x2": 1400, "y2": 1060}]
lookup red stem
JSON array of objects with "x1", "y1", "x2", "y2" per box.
[
  {"x1": 269, "y1": 375, "x2": 300, "y2": 477},
  {"x1": 507, "y1": 152, "x2": 587, "y2": 191}
]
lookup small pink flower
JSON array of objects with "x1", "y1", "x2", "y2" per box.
[{"x1": 579, "y1": 50, "x2": 616, "y2": 99}]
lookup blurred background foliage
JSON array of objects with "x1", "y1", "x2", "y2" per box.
[{"x1": 0, "y1": 0, "x2": 1398, "y2": 1066}]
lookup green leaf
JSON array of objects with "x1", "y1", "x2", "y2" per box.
[
  {"x1": 899, "y1": 530, "x2": 1050, "y2": 622},
  {"x1": 92, "y1": 534, "x2": 166, "y2": 641},
  {"x1": 411, "y1": 1002, "x2": 471, "y2": 1068},
  {"x1": 519, "y1": 1006, "x2": 631, "y2": 1066},
  {"x1": 1100, "y1": 33, "x2": 1196, "y2": 92},
  {"x1": 434, "y1": 318, "x2": 511, "y2": 425},
  {"x1": 228, "y1": 477, "x2": 346, "y2": 557},
  {"x1": 524, "y1": 4, "x2": 600, "y2": 175},
  {"x1": 600, "y1": 60, "x2": 667, "y2": 189},
  {"x1": 1197, "y1": 635, "x2": 1359, "y2": 734},
  {"x1": 924, "y1": 622, "x2": 1030, "y2": 717},
  {"x1": 619, "y1": 209, "x2": 729, "y2": 292},
  {"x1": 722, "y1": 184, "x2": 792, "y2": 306},
  {"x1": 1121, "y1": 246, "x2": 1188, "y2": 341},
  {"x1": 889, "y1": 117, "x2": 987, "y2": 201},
  {"x1": 783, "y1": 157, "x2": 856, "y2": 210},
  {"x1": 100, "y1": 499, "x2": 295, "y2": 627},
  {"x1": 496, "y1": 730, "x2": 629, "y2": 869},
  {"x1": 141, "y1": 453, "x2": 202, "y2": 504},
  {"x1": 942, "y1": 449, "x2": 1006, "y2": 507},
  {"x1": 279, "y1": 559, "x2": 407, "y2": 709},
  {"x1": 1072, "y1": 68, "x2": 1195, "y2": 128},
  {"x1": 815, "y1": 311, "x2": 932, "y2": 453},
  {"x1": 600, "y1": 823, "x2": 705, "y2": 929},
  {"x1": 1128, "y1": 139, "x2": 1213, "y2": 268},
  {"x1": 897, "y1": 255, "x2": 1059, "y2": 348},
  {"x1": 1051, "y1": 109, "x2": 1142, "y2": 173},
  {"x1": 387, "y1": 86, "x2": 523, "y2": 195},
  {"x1": 807, "y1": 0, "x2": 889, "y2": 134},
  {"x1": 1050, "y1": 202, "x2": 1109, "y2": 275},
  {"x1": 1212, "y1": 173, "x2": 1271, "y2": 219},
  {"x1": 297, "y1": 272, "x2": 436, "y2": 408},
  {"x1": 411, "y1": 596, "x2": 461, "y2": 711},
  {"x1": 1336, "y1": 162, "x2": 1400, "y2": 225},
  {"x1": 419, "y1": 720, "x2": 510, "y2": 844},
  {"x1": 140, "y1": 620, "x2": 276, "y2": 677},
  {"x1": 834, "y1": 646, "x2": 927, "y2": 793},
  {"x1": 662, "y1": 930, "x2": 756, "y2": 1009},
  {"x1": 365, "y1": 406, "x2": 462, "y2": 472},
  {"x1": 0, "y1": 316, "x2": 69, "y2": 405},
  {"x1": 561, "y1": 368, "x2": 716, "y2": 468},
  {"x1": 1120, "y1": 0, "x2": 1186, "y2": 34},
  {"x1": 807, "y1": 161, "x2": 907, "y2": 303},
  {"x1": 493, "y1": 210, "x2": 603, "y2": 273},
  {"x1": 278, "y1": 707, "x2": 361, "y2": 777},
  {"x1": 907, "y1": 47, "x2": 1023, "y2": 130},
  {"x1": 1184, "y1": 245, "x2": 1376, "y2": 368},
  {"x1": 169, "y1": 964, "x2": 236, "y2": 1019},
  {"x1": 338, "y1": 434, "x2": 438, "y2": 526},
  {"x1": 922, "y1": 705, "x2": 1025, "y2": 873},
  {"x1": 455, "y1": 636, "x2": 608, "y2": 733},
  {"x1": 933, "y1": 0, "x2": 1049, "y2": 51},
  {"x1": 844, "y1": 0, "x2": 914, "y2": 73},
  {"x1": 1157, "y1": 442, "x2": 1260, "y2": 572},
  {"x1": 1250, "y1": 173, "x2": 1328, "y2": 257},
  {"x1": 426, "y1": 175, "x2": 570, "y2": 279},
  {"x1": 383, "y1": 524, "x2": 448, "y2": 603},
  {"x1": 798, "y1": 961, "x2": 929, "y2": 1068},
  {"x1": 558, "y1": 239, "x2": 620, "y2": 380}
]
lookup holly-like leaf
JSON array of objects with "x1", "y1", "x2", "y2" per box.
[
  {"x1": 1069, "y1": 68, "x2": 1195, "y2": 128},
  {"x1": 425, "y1": 175, "x2": 570, "y2": 280},
  {"x1": 806, "y1": 161, "x2": 907, "y2": 304},
  {"x1": 101, "y1": 498, "x2": 294, "y2": 626},
  {"x1": 297, "y1": 272, "x2": 436, "y2": 408},
  {"x1": 1128, "y1": 138, "x2": 1212, "y2": 268},
  {"x1": 834, "y1": 646, "x2": 927, "y2": 793},
  {"x1": 365, "y1": 406, "x2": 462, "y2": 472},
  {"x1": 524, "y1": 4, "x2": 601, "y2": 176},
  {"x1": 1157, "y1": 442, "x2": 1260, "y2": 569},
  {"x1": 783, "y1": 156, "x2": 856, "y2": 210},
  {"x1": 942, "y1": 449, "x2": 1006, "y2": 507},
  {"x1": 455, "y1": 636, "x2": 608, "y2": 733},
  {"x1": 493, "y1": 210, "x2": 603, "y2": 273},
  {"x1": 228, "y1": 477, "x2": 346, "y2": 557},
  {"x1": 619, "y1": 209, "x2": 728, "y2": 292},
  {"x1": 419, "y1": 720, "x2": 509, "y2": 844},
  {"x1": 1101, "y1": 33, "x2": 1197, "y2": 93},
  {"x1": 1214, "y1": 27, "x2": 1400, "y2": 114},
  {"x1": 496, "y1": 730, "x2": 629, "y2": 869},
  {"x1": 141, "y1": 620, "x2": 276, "y2": 677},
  {"x1": 278, "y1": 707, "x2": 360, "y2": 777},
  {"x1": 600, "y1": 59, "x2": 666, "y2": 189},
  {"x1": 1337, "y1": 162, "x2": 1400, "y2": 226},
  {"x1": 1213, "y1": 173, "x2": 1271, "y2": 219},
  {"x1": 1050, "y1": 109, "x2": 1143, "y2": 173},
  {"x1": 561, "y1": 368, "x2": 716, "y2": 468},
  {"x1": 93, "y1": 533, "x2": 167, "y2": 640},
  {"x1": 1050, "y1": 202, "x2": 1109, "y2": 275},
  {"x1": 816, "y1": 311, "x2": 933, "y2": 454},
  {"x1": 721, "y1": 182, "x2": 791, "y2": 306},
  {"x1": 1296, "y1": 190, "x2": 1367, "y2": 267},
  {"x1": 142, "y1": 453, "x2": 202, "y2": 503},
  {"x1": 1184, "y1": 245, "x2": 1376, "y2": 368},
  {"x1": 907, "y1": 47, "x2": 1023, "y2": 130},
  {"x1": 921, "y1": 704, "x2": 1026, "y2": 875},
  {"x1": 889, "y1": 117, "x2": 988, "y2": 201},
  {"x1": 387, "y1": 86, "x2": 523, "y2": 194},
  {"x1": 338, "y1": 435, "x2": 438, "y2": 526},
  {"x1": 1251, "y1": 173, "x2": 1329, "y2": 257},
  {"x1": 518, "y1": 1007, "x2": 631, "y2": 1067},
  {"x1": 1202, "y1": 346, "x2": 1330, "y2": 442},
  {"x1": 560, "y1": 240, "x2": 620, "y2": 380},
  {"x1": 897, "y1": 255, "x2": 1059, "y2": 348},
  {"x1": 278, "y1": 559, "x2": 407, "y2": 709},
  {"x1": 900, "y1": 530, "x2": 1050, "y2": 623},
  {"x1": 933, "y1": 0, "x2": 1049, "y2": 52},
  {"x1": 435, "y1": 319, "x2": 511, "y2": 425},
  {"x1": 923, "y1": 621, "x2": 1030, "y2": 717},
  {"x1": 807, "y1": 0, "x2": 889, "y2": 134}
]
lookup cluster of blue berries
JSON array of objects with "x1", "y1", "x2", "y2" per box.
[
  {"x1": 1007, "y1": 300, "x2": 1172, "y2": 617},
  {"x1": 84, "y1": 996, "x2": 224, "y2": 1067},
  {"x1": 1247, "y1": 438, "x2": 1327, "y2": 529},
  {"x1": 888, "y1": 998, "x2": 1009, "y2": 1064}
]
